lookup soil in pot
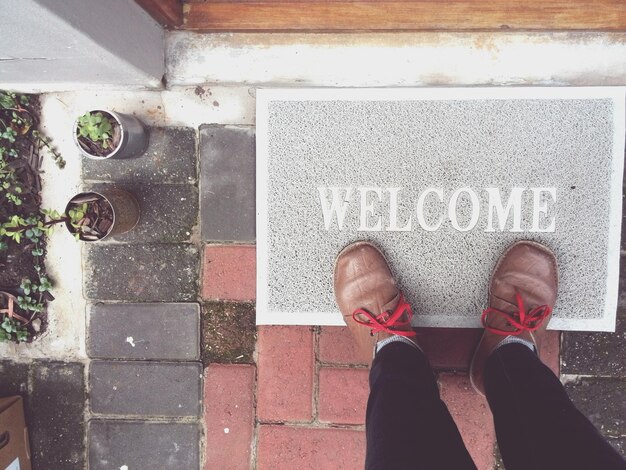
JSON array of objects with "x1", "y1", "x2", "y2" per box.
[
  {"x1": 76, "y1": 111, "x2": 122, "y2": 158},
  {"x1": 66, "y1": 193, "x2": 114, "y2": 241}
]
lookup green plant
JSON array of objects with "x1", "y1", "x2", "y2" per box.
[
  {"x1": 0, "y1": 91, "x2": 65, "y2": 169},
  {"x1": 0, "y1": 91, "x2": 66, "y2": 343},
  {"x1": 77, "y1": 111, "x2": 113, "y2": 148},
  {"x1": 0, "y1": 316, "x2": 28, "y2": 342},
  {"x1": 0, "y1": 208, "x2": 87, "y2": 244}
]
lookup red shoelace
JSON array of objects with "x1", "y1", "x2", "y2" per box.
[
  {"x1": 481, "y1": 291, "x2": 552, "y2": 336},
  {"x1": 352, "y1": 293, "x2": 416, "y2": 337}
]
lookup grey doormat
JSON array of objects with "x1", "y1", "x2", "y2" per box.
[{"x1": 256, "y1": 88, "x2": 625, "y2": 331}]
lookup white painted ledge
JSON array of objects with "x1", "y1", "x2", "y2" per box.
[{"x1": 166, "y1": 32, "x2": 626, "y2": 87}]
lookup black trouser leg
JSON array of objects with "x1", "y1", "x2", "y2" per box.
[
  {"x1": 365, "y1": 342, "x2": 476, "y2": 470},
  {"x1": 485, "y1": 343, "x2": 626, "y2": 470}
]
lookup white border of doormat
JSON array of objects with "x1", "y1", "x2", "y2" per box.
[{"x1": 256, "y1": 87, "x2": 625, "y2": 330}]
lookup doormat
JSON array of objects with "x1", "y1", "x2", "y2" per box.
[{"x1": 256, "y1": 88, "x2": 625, "y2": 331}]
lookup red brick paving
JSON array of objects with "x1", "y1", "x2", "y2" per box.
[
  {"x1": 257, "y1": 326, "x2": 315, "y2": 422},
  {"x1": 542, "y1": 330, "x2": 561, "y2": 376},
  {"x1": 257, "y1": 425, "x2": 366, "y2": 470},
  {"x1": 319, "y1": 326, "x2": 368, "y2": 366},
  {"x1": 439, "y1": 372, "x2": 496, "y2": 470},
  {"x1": 202, "y1": 244, "x2": 256, "y2": 301},
  {"x1": 416, "y1": 327, "x2": 483, "y2": 370},
  {"x1": 204, "y1": 364, "x2": 256, "y2": 470},
  {"x1": 204, "y1": 324, "x2": 562, "y2": 469},
  {"x1": 318, "y1": 367, "x2": 369, "y2": 425}
]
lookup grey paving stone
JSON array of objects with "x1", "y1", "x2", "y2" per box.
[
  {"x1": 84, "y1": 243, "x2": 199, "y2": 302},
  {"x1": 608, "y1": 437, "x2": 626, "y2": 459},
  {"x1": 89, "y1": 420, "x2": 200, "y2": 470},
  {"x1": 200, "y1": 125, "x2": 255, "y2": 242},
  {"x1": 30, "y1": 361, "x2": 86, "y2": 470},
  {"x1": 83, "y1": 127, "x2": 197, "y2": 184},
  {"x1": 562, "y1": 316, "x2": 626, "y2": 376},
  {"x1": 565, "y1": 377, "x2": 626, "y2": 437},
  {"x1": 0, "y1": 360, "x2": 29, "y2": 397},
  {"x1": 618, "y1": 256, "x2": 626, "y2": 310},
  {"x1": 90, "y1": 361, "x2": 202, "y2": 417},
  {"x1": 88, "y1": 302, "x2": 200, "y2": 360},
  {"x1": 87, "y1": 183, "x2": 199, "y2": 243}
]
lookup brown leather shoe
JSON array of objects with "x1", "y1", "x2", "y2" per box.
[
  {"x1": 334, "y1": 241, "x2": 417, "y2": 365},
  {"x1": 470, "y1": 240, "x2": 558, "y2": 396}
]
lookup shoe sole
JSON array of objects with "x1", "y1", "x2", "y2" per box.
[{"x1": 469, "y1": 240, "x2": 559, "y2": 396}]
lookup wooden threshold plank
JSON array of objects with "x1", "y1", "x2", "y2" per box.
[
  {"x1": 136, "y1": 0, "x2": 183, "y2": 28},
  {"x1": 184, "y1": 1, "x2": 626, "y2": 32}
]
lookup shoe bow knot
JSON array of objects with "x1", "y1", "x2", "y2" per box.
[
  {"x1": 482, "y1": 291, "x2": 552, "y2": 336},
  {"x1": 352, "y1": 294, "x2": 416, "y2": 337}
]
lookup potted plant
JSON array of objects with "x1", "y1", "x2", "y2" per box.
[
  {"x1": 64, "y1": 188, "x2": 140, "y2": 241},
  {"x1": 74, "y1": 110, "x2": 148, "y2": 159},
  {"x1": 0, "y1": 188, "x2": 140, "y2": 244}
]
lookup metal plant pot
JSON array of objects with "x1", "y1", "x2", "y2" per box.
[
  {"x1": 74, "y1": 110, "x2": 148, "y2": 160},
  {"x1": 65, "y1": 188, "x2": 140, "y2": 241}
]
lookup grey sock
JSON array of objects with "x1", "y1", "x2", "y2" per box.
[
  {"x1": 375, "y1": 335, "x2": 421, "y2": 354},
  {"x1": 496, "y1": 335, "x2": 537, "y2": 354}
]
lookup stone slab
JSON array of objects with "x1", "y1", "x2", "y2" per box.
[
  {"x1": 562, "y1": 316, "x2": 625, "y2": 376},
  {"x1": 29, "y1": 361, "x2": 86, "y2": 469},
  {"x1": 84, "y1": 243, "x2": 199, "y2": 302},
  {"x1": 82, "y1": 126, "x2": 197, "y2": 184},
  {"x1": 0, "y1": 361, "x2": 29, "y2": 397},
  {"x1": 565, "y1": 377, "x2": 626, "y2": 437},
  {"x1": 90, "y1": 361, "x2": 202, "y2": 417},
  {"x1": 256, "y1": 88, "x2": 625, "y2": 331},
  {"x1": 86, "y1": 183, "x2": 199, "y2": 243},
  {"x1": 89, "y1": 420, "x2": 200, "y2": 470},
  {"x1": 0, "y1": 361, "x2": 87, "y2": 469},
  {"x1": 87, "y1": 302, "x2": 200, "y2": 360},
  {"x1": 608, "y1": 437, "x2": 626, "y2": 459},
  {"x1": 200, "y1": 125, "x2": 256, "y2": 242}
]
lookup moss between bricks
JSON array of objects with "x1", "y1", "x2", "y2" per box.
[{"x1": 201, "y1": 301, "x2": 256, "y2": 366}]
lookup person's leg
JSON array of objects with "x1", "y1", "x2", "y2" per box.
[
  {"x1": 485, "y1": 343, "x2": 626, "y2": 470},
  {"x1": 366, "y1": 341, "x2": 476, "y2": 470},
  {"x1": 470, "y1": 240, "x2": 626, "y2": 470},
  {"x1": 333, "y1": 241, "x2": 476, "y2": 470}
]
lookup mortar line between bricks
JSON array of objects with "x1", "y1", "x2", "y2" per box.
[
  {"x1": 193, "y1": 127, "x2": 203, "y2": 304},
  {"x1": 250, "y1": 362, "x2": 260, "y2": 470},
  {"x1": 88, "y1": 413, "x2": 202, "y2": 423},
  {"x1": 83, "y1": 358, "x2": 91, "y2": 470},
  {"x1": 318, "y1": 361, "x2": 369, "y2": 370},
  {"x1": 252, "y1": 424, "x2": 261, "y2": 470},
  {"x1": 256, "y1": 420, "x2": 365, "y2": 431},
  {"x1": 313, "y1": 325, "x2": 321, "y2": 424},
  {"x1": 81, "y1": 179, "x2": 199, "y2": 185},
  {"x1": 88, "y1": 358, "x2": 204, "y2": 364}
]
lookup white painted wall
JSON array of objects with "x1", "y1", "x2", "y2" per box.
[{"x1": 0, "y1": 0, "x2": 164, "y2": 92}]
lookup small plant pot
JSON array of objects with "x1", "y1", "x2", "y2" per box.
[
  {"x1": 65, "y1": 188, "x2": 140, "y2": 241},
  {"x1": 74, "y1": 110, "x2": 148, "y2": 160}
]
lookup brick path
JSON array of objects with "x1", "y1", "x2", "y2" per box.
[{"x1": 1, "y1": 123, "x2": 624, "y2": 469}]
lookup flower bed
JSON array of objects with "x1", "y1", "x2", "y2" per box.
[{"x1": 0, "y1": 91, "x2": 64, "y2": 343}]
